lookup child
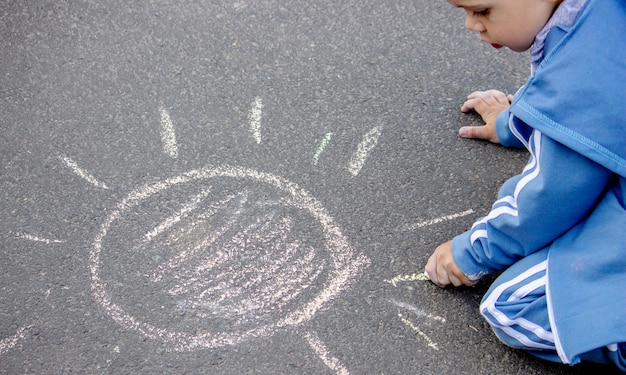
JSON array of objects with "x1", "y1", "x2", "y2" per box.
[{"x1": 425, "y1": 0, "x2": 626, "y2": 370}]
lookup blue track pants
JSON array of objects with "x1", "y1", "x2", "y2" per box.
[{"x1": 480, "y1": 248, "x2": 625, "y2": 370}]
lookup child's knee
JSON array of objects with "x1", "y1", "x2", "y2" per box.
[{"x1": 479, "y1": 262, "x2": 555, "y2": 352}]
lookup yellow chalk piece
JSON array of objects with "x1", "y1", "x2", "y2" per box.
[{"x1": 384, "y1": 272, "x2": 430, "y2": 287}]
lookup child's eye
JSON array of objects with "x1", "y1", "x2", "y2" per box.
[{"x1": 473, "y1": 9, "x2": 489, "y2": 16}]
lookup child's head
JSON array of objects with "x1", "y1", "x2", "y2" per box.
[{"x1": 447, "y1": 0, "x2": 562, "y2": 52}]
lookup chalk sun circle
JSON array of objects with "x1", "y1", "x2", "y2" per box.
[{"x1": 90, "y1": 164, "x2": 366, "y2": 351}]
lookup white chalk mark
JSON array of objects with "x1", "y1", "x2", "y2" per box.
[
  {"x1": 59, "y1": 155, "x2": 109, "y2": 189},
  {"x1": 90, "y1": 165, "x2": 370, "y2": 351},
  {"x1": 248, "y1": 97, "x2": 263, "y2": 144},
  {"x1": 13, "y1": 232, "x2": 66, "y2": 244},
  {"x1": 142, "y1": 188, "x2": 212, "y2": 243},
  {"x1": 148, "y1": 190, "x2": 249, "y2": 283},
  {"x1": 398, "y1": 314, "x2": 439, "y2": 350},
  {"x1": 0, "y1": 325, "x2": 32, "y2": 356},
  {"x1": 313, "y1": 132, "x2": 333, "y2": 165},
  {"x1": 403, "y1": 209, "x2": 474, "y2": 231},
  {"x1": 348, "y1": 126, "x2": 382, "y2": 177},
  {"x1": 390, "y1": 299, "x2": 446, "y2": 324},
  {"x1": 303, "y1": 331, "x2": 350, "y2": 375},
  {"x1": 159, "y1": 107, "x2": 179, "y2": 159},
  {"x1": 385, "y1": 272, "x2": 430, "y2": 287}
]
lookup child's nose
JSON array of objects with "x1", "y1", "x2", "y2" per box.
[{"x1": 464, "y1": 13, "x2": 485, "y2": 33}]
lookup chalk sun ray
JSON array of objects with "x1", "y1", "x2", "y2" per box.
[
  {"x1": 59, "y1": 155, "x2": 109, "y2": 190},
  {"x1": 159, "y1": 107, "x2": 179, "y2": 159},
  {"x1": 348, "y1": 126, "x2": 382, "y2": 177}
]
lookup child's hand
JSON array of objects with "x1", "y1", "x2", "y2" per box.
[
  {"x1": 425, "y1": 241, "x2": 476, "y2": 288},
  {"x1": 459, "y1": 90, "x2": 514, "y2": 144}
]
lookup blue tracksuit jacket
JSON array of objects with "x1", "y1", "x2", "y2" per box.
[{"x1": 451, "y1": 0, "x2": 626, "y2": 365}]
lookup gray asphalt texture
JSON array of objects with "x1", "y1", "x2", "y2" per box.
[{"x1": 1, "y1": 1, "x2": 621, "y2": 374}]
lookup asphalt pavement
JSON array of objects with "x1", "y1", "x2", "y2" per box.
[{"x1": 1, "y1": 1, "x2": 620, "y2": 374}]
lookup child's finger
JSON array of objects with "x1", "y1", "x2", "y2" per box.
[
  {"x1": 459, "y1": 124, "x2": 498, "y2": 143},
  {"x1": 483, "y1": 90, "x2": 510, "y2": 104},
  {"x1": 461, "y1": 97, "x2": 481, "y2": 112},
  {"x1": 465, "y1": 90, "x2": 510, "y2": 110},
  {"x1": 425, "y1": 256, "x2": 445, "y2": 287},
  {"x1": 435, "y1": 268, "x2": 451, "y2": 288},
  {"x1": 449, "y1": 273, "x2": 464, "y2": 287}
]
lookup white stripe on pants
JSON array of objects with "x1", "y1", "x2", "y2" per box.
[
  {"x1": 479, "y1": 247, "x2": 626, "y2": 369},
  {"x1": 480, "y1": 248, "x2": 556, "y2": 352}
]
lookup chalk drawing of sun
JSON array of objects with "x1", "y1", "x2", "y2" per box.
[
  {"x1": 30, "y1": 97, "x2": 380, "y2": 374},
  {"x1": 7, "y1": 97, "x2": 475, "y2": 373}
]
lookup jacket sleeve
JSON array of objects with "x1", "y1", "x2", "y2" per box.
[
  {"x1": 452, "y1": 129, "x2": 613, "y2": 281},
  {"x1": 495, "y1": 109, "x2": 526, "y2": 149}
]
